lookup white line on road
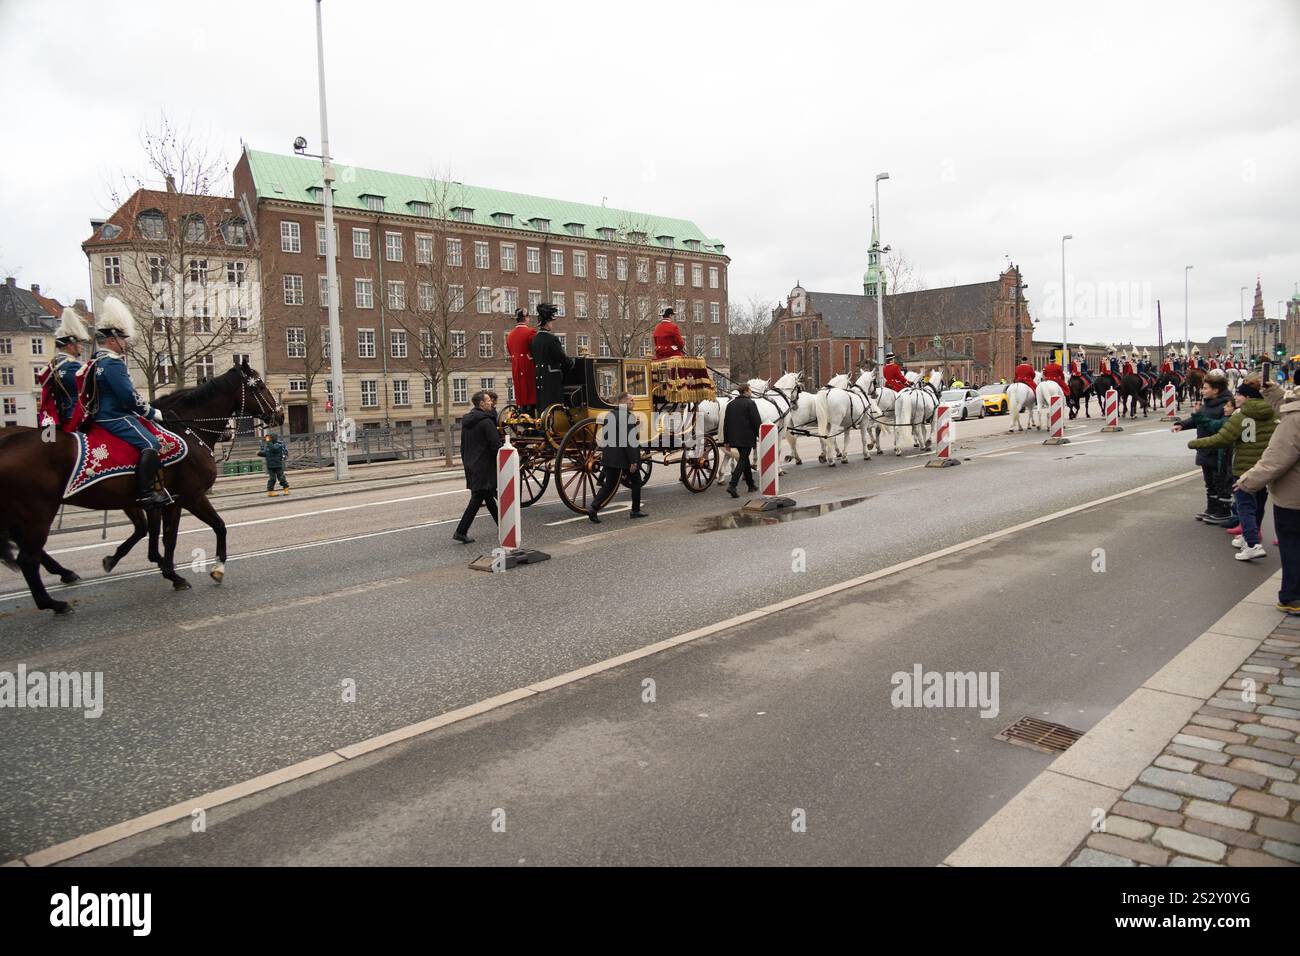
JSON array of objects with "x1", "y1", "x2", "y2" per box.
[
  {"x1": 178, "y1": 578, "x2": 408, "y2": 632},
  {"x1": 547, "y1": 505, "x2": 630, "y2": 525},
  {"x1": 15, "y1": 467, "x2": 1200, "y2": 867},
  {"x1": 1067, "y1": 439, "x2": 1103, "y2": 446},
  {"x1": 983, "y1": 452, "x2": 1023, "y2": 458}
]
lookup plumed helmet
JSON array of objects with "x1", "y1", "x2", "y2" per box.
[
  {"x1": 54, "y1": 307, "x2": 89, "y2": 344},
  {"x1": 1107, "y1": 345, "x2": 1117, "y2": 355},
  {"x1": 95, "y1": 296, "x2": 136, "y2": 340},
  {"x1": 1179, "y1": 347, "x2": 1187, "y2": 358},
  {"x1": 1192, "y1": 345, "x2": 1201, "y2": 355}
]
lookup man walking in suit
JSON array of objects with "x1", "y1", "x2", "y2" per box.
[
  {"x1": 724, "y1": 382, "x2": 762, "y2": 497},
  {"x1": 588, "y1": 391, "x2": 649, "y2": 523}
]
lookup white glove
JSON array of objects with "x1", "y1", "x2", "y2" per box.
[{"x1": 150, "y1": 407, "x2": 164, "y2": 423}]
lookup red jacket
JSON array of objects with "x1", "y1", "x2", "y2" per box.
[
  {"x1": 1042, "y1": 362, "x2": 1066, "y2": 388},
  {"x1": 506, "y1": 324, "x2": 538, "y2": 406},
  {"x1": 1122, "y1": 361, "x2": 1135, "y2": 376},
  {"x1": 653, "y1": 320, "x2": 685, "y2": 359},
  {"x1": 883, "y1": 362, "x2": 908, "y2": 392},
  {"x1": 1014, "y1": 363, "x2": 1036, "y2": 391},
  {"x1": 1160, "y1": 361, "x2": 1172, "y2": 374}
]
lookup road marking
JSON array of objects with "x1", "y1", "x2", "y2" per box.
[
  {"x1": 984, "y1": 452, "x2": 1022, "y2": 458},
  {"x1": 14, "y1": 467, "x2": 1200, "y2": 867},
  {"x1": 1067, "y1": 439, "x2": 1103, "y2": 446},
  {"x1": 178, "y1": 578, "x2": 408, "y2": 632},
  {"x1": 547, "y1": 504, "x2": 630, "y2": 525}
]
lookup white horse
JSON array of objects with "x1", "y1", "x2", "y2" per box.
[
  {"x1": 1035, "y1": 378, "x2": 1066, "y2": 430},
  {"x1": 1006, "y1": 376, "x2": 1039, "y2": 432},
  {"x1": 761, "y1": 371, "x2": 830, "y2": 466},
  {"x1": 697, "y1": 375, "x2": 793, "y2": 483},
  {"x1": 894, "y1": 369, "x2": 942, "y2": 453},
  {"x1": 816, "y1": 373, "x2": 878, "y2": 464}
]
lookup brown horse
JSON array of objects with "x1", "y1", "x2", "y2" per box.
[{"x1": 0, "y1": 360, "x2": 281, "y2": 614}]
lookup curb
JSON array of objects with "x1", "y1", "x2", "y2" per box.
[{"x1": 944, "y1": 572, "x2": 1286, "y2": 867}]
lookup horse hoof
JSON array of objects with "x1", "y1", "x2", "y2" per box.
[
  {"x1": 60, "y1": 571, "x2": 80, "y2": 584},
  {"x1": 210, "y1": 567, "x2": 225, "y2": 583},
  {"x1": 49, "y1": 601, "x2": 72, "y2": 615},
  {"x1": 173, "y1": 578, "x2": 192, "y2": 591},
  {"x1": 101, "y1": 556, "x2": 115, "y2": 573},
  {"x1": 817, "y1": 455, "x2": 825, "y2": 463}
]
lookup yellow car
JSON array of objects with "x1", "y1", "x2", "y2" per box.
[{"x1": 977, "y1": 384, "x2": 1010, "y2": 415}]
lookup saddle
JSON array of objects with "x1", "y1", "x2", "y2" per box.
[{"x1": 62, "y1": 421, "x2": 188, "y2": 501}]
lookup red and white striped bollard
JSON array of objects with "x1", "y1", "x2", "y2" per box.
[
  {"x1": 742, "y1": 421, "x2": 795, "y2": 511},
  {"x1": 469, "y1": 433, "x2": 550, "y2": 572},
  {"x1": 1161, "y1": 384, "x2": 1177, "y2": 421},
  {"x1": 926, "y1": 403, "x2": 960, "y2": 467},
  {"x1": 1043, "y1": 392, "x2": 1070, "y2": 445},
  {"x1": 1101, "y1": 388, "x2": 1124, "y2": 432}
]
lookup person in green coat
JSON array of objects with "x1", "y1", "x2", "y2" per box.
[
  {"x1": 258, "y1": 433, "x2": 290, "y2": 496},
  {"x1": 1188, "y1": 381, "x2": 1278, "y2": 560}
]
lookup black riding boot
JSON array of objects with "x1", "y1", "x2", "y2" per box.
[{"x1": 135, "y1": 449, "x2": 171, "y2": 510}]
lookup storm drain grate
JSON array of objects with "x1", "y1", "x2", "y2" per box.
[{"x1": 995, "y1": 716, "x2": 1084, "y2": 754}]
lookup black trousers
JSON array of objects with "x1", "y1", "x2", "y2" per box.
[
  {"x1": 456, "y1": 489, "x2": 498, "y2": 536},
  {"x1": 594, "y1": 465, "x2": 641, "y2": 513},
  {"x1": 728, "y1": 446, "x2": 756, "y2": 490},
  {"x1": 1275, "y1": 505, "x2": 1300, "y2": 606}
]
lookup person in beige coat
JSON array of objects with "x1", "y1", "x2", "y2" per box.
[{"x1": 1236, "y1": 385, "x2": 1300, "y2": 612}]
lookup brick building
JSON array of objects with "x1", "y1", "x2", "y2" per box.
[
  {"x1": 768, "y1": 265, "x2": 1032, "y2": 387},
  {"x1": 231, "y1": 148, "x2": 730, "y2": 433},
  {"x1": 0, "y1": 278, "x2": 59, "y2": 427}
]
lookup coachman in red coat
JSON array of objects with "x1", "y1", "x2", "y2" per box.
[
  {"x1": 882, "y1": 353, "x2": 909, "y2": 392},
  {"x1": 1042, "y1": 360, "x2": 1066, "y2": 389},
  {"x1": 653, "y1": 308, "x2": 686, "y2": 359},
  {"x1": 1013, "y1": 357, "x2": 1037, "y2": 393},
  {"x1": 506, "y1": 310, "x2": 538, "y2": 411}
]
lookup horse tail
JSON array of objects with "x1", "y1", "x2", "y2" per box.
[{"x1": 815, "y1": 388, "x2": 832, "y2": 439}]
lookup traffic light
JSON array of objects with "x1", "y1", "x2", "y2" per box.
[{"x1": 1275, "y1": 343, "x2": 1286, "y2": 358}]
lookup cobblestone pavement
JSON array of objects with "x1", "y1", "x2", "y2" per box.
[{"x1": 1068, "y1": 621, "x2": 1300, "y2": 867}]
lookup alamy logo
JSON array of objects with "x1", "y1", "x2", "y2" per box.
[
  {"x1": 50, "y1": 886, "x2": 151, "y2": 936},
  {"x1": 890, "y1": 664, "x2": 1000, "y2": 718},
  {"x1": 0, "y1": 665, "x2": 103, "y2": 718}
]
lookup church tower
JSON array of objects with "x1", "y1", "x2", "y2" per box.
[
  {"x1": 863, "y1": 206, "x2": 886, "y2": 300},
  {"x1": 1252, "y1": 276, "x2": 1265, "y2": 322}
]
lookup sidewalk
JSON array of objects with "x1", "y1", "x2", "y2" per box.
[{"x1": 946, "y1": 573, "x2": 1300, "y2": 867}]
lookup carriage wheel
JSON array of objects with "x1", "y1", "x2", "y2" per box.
[
  {"x1": 679, "y1": 435, "x2": 720, "y2": 493},
  {"x1": 518, "y1": 444, "x2": 552, "y2": 507},
  {"x1": 541, "y1": 404, "x2": 570, "y2": 448},
  {"x1": 623, "y1": 456, "x2": 652, "y2": 490},
  {"x1": 555, "y1": 418, "x2": 608, "y2": 514}
]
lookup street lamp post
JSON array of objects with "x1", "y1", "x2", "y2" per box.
[
  {"x1": 1061, "y1": 235, "x2": 1072, "y2": 365},
  {"x1": 1184, "y1": 265, "x2": 1193, "y2": 357},
  {"x1": 315, "y1": 0, "x2": 347, "y2": 480},
  {"x1": 874, "y1": 172, "x2": 889, "y2": 371}
]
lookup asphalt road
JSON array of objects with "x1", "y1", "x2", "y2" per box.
[{"x1": 0, "y1": 407, "x2": 1274, "y2": 862}]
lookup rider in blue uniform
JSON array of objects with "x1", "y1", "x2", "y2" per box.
[
  {"x1": 47, "y1": 308, "x2": 89, "y2": 425},
  {"x1": 90, "y1": 296, "x2": 171, "y2": 509}
]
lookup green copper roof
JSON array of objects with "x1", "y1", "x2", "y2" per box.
[{"x1": 244, "y1": 148, "x2": 725, "y2": 255}]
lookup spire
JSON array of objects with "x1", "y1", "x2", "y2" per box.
[
  {"x1": 863, "y1": 203, "x2": 885, "y2": 299},
  {"x1": 1252, "y1": 275, "x2": 1265, "y2": 321}
]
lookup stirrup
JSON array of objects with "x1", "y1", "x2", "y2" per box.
[{"x1": 137, "y1": 489, "x2": 174, "y2": 511}]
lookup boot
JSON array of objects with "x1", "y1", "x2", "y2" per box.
[
  {"x1": 135, "y1": 449, "x2": 172, "y2": 510},
  {"x1": 1204, "y1": 496, "x2": 1233, "y2": 526},
  {"x1": 1194, "y1": 493, "x2": 1215, "y2": 521}
]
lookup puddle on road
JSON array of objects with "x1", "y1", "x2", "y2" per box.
[{"x1": 696, "y1": 496, "x2": 872, "y2": 532}]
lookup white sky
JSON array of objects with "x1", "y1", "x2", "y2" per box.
[{"x1": 2, "y1": 0, "x2": 1297, "y2": 345}]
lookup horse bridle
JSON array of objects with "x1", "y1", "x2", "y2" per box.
[{"x1": 165, "y1": 373, "x2": 282, "y2": 461}]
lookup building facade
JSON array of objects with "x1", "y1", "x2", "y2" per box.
[
  {"x1": 769, "y1": 266, "x2": 1032, "y2": 387},
  {"x1": 0, "y1": 278, "x2": 59, "y2": 427},
  {"x1": 232, "y1": 148, "x2": 730, "y2": 433},
  {"x1": 82, "y1": 184, "x2": 265, "y2": 401}
]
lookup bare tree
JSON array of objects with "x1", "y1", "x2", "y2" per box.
[
  {"x1": 104, "y1": 116, "x2": 251, "y2": 399},
  {"x1": 883, "y1": 249, "x2": 925, "y2": 295},
  {"x1": 590, "y1": 218, "x2": 679, "y2": 359},
  {"x1": 727, "y1": 295, "x2": 773, "y2": 381}
]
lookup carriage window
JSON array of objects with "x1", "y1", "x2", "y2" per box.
[
  {"x1": 624, "y1": 363, "x2": 648, "y2": 397},
  {"x1": 598, "y1": 370, "x2": 616, "y2": 401}
]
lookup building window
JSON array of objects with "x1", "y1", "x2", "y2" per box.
[
  {"x1": 225, "y1": 261, "x2": 246, "y2": 286},
  {"x1": 283, "y1": 274, "x2": 304, "y2": 305},
  {"x1": 452, "y1": 376, "x2": 468, "y2": 404},
  {"x1": 693, "y1": 302, "x2": 704, "y2": 323},
  {"x1": 476, "y1": 286, "x2": 491, "y2": 314},
  {"x1": 358, "y1": 330, "x2": 376, "y2": 358},
  {"x1": 386, "y1": 232, "x2": 404, "y2": 262},
  {"x1": 454, "y1": 208, "x2": 475, "y2": 223},
  {"x1": 598, "y1": 337, "x2": 611, "y2": 358},
  {"x1": 674, "y1": 263, "x2": 685, "y2": 286},
  {"x1": 221, "y1": 219, "x2": 247, "y2": 245},
  {"x1": 352, "y1": 228, "x2": 371, "y2": 259},
  {"x1": 479, "y1": 330, "x2": 493, "y2": 358},
  {"x1": 2, "y1": 397, "x2": 14, "y2": 415},
  {"x1": 450, "y1": 285, "x2": 465, "y2": 312},
  {"x1": 409, "y1": 201, "x2": 431, "y2": 217},
  {"x1": 287, "y1": 327, "x2": 306, "y2": 358},
  {"x1": 526, "y1": 247, "x2": 541, "y2": 273},
  {"x1": 550, "y1": 249, "x2": 564, "y2": 276},
  {"x1": 709, "y1": 267, "x2": 719, "y2": 289},
  {"x1": 472, "y1": 241, "x2": 490, "y2": 270},
  {"x1": 554, "y1": 293, "x2": 566, "y2": 317},
  {"x1": 712, "y1": 337, "x2": 721, "y2": 358},
  {"x1": 0, "y1": 338, "x2": 10, "y2": 354},
  {"x1": 500, "y1": 243, "x2": 517, "y2": 272},
  {"x1": 280, "y1": 221, "x2": 301, "y2": 253},
  {"x1": 393, "y1": 379, "x2": 409, "y2": 406},
  {"x1": 184, "y1": 215, "x2": 207, "y2": 242},
  {"x1": 556, "y1": 333, "x2": 567, "y2": 351},
  {"x1": 907, "y1": 342, "x2": 915, "y2": 357},
  {"x1": 364, "y1": 195, "x2": 385, "y2": 212},
  {"x1": 616, "y1": 257, "x2": 628, "y2": 281},
  {"x1": 451, "y1": 330, "x2": 466, "y2": 358},
  {"x1": 595, "y1": 255, "x2": 608, "y2": 280},
  {"x1": 317, "y1": 275, "x2": 333, "y2": 307},
  {"x1": 573, "y1": 251, "x2": 587, "y2": 278},
  {"x1": 137, "y1": 210, "x2": 166, "y2": 240},
  {"x1": 692, "y1": 264, "x2": 703, "y2": 288},
  {"x1": 104, "y1": 256, "x2": 122, "y2": 286},
  {"x1": 355, "y1": 278, "x2": 374, "y2": 309},
  {"x1": 196, "y1": 354, "x2": 215, "y2": 381},
  {"x1": 597, "y1": 294, "x2": 609, "y2": 320},
  {"x1": 964, "y1": 337, "x2": 974, "y2": 355},
  {"x1": 710, "y1": 302, "x2": 720, "y2": 324},
  {"x1": 637, "y1": 258, "x2": 649, "y2": 282},
  {"x1": 155, "y1": 357, "x2": 174, "y2": 386},
  {"x1": 656, "y1": 261, "x2": 667, "y2": 283},
  {"x1": 694, "y1": 334, "x2": 705, "y2": 356},
  {"x1": 287, "y1": 379, "x2": 307, "y2": 393},
  {"x1": 315, "y1": 222, "x2": 339, "y2": 257},
  {"x1": 528, "y1": 290, "x2": 542, "y2": 312},
  {"x1": 446, "y1": 238, "x2": 463, "y2": 267},
  {"x1": 360, "y1": 380, "x2": 378, "y2": 407},
  {"x1": 188, "y1": 259, "x2": 208, "y2": 284},
  {"x1": 493, "y1": 213, "x2": 514, "y2": 228},
  {"x1": 424, "y1": 377, "x2": 435, "y2": 405},
  {"x1": 417, "y1": 281, "x2": 434, "y2": 311},
  {"x1": 387, "y1": 280, "x2": 405, "y2": 310},
  {"x1": 575, "y1": 292, "x2": 588, "y2": 318},
  {"x1": 641, "y1": 335, "x2": 651, "y2": 357},
  {"x1": 30, "y1": 337, "x2": 44, "y2": 356}
]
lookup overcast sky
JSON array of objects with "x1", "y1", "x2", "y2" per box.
[{"x1": 2, "y1": 0, "x2": 1297, "y2": 346}]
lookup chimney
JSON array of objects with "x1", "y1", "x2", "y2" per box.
[
  {"x1": 165, "y1": 174, "x2": 177, "y2": 194},
  {"x1": 5, "y1": 277, "x2": 14, "y2": 288},
  {"x1": 30, "y1": 284, "x2": 40, "y2": 295},
  {"x1": 74, "y1": 299, "x2": 88, "y2": 312}
]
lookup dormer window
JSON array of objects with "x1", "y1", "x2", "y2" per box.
[
  {"x1": 493, "y1": 212, "x2": 514, "y2": 228},
  {"x1": 656, "y1": 235, "x2": 674, "y2": 248},
  {"x1": 361, "y1": 194, "x2": 385, "y2": 212},
  {"x1": 565, "y1": 222, "x2": 585, "y2": 237},
  {"x1": 713, "y1": 243, "x2": 725, "y2": 254},
  {"x1": 408, "y1": 201, "x2": 432, "y2": 217},
  {"x1": 306, "y1": 186, "x2": 323, "y2": 203},
  {"x1": 137, "y1": 210, "x2": 166, "y2": 240},
  {"x1": 452, "y1": 207, "x2": 475, "y2": 223},
  {"x1": 101, "y1": 223, "x2": 122, "y2": 240},
  {"x1": 530, "y1": 218, "x2": 550, "y2": 233},
  {"x1": 683, "y1": 239, "x2": 701, "y2": 252},
  {"x1": 221, "y1": 219, "x2": 249, "y2": 246},
  {"x1": 597, "y1": 227, "x2": 616, "y2": 241},
  {"x1": 184, "y1": 215, "x2": 208, "y2": 242},
  {"x1": 628, "y1": 230, "x2": 647, "y2": 243}
]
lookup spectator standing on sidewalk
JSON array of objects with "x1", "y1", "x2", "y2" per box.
[
  {"x1": 1235, "y1": 385, "x2": 1300, "y2": 609},
  {"x1": 453, "y1": 390, "x2": 502, "y2": 544},
  {"x1": 1188, "y1": 379, "x2": 1279, "y2": 561},
  {"x1": 258, "y1": 433, "x2": 290, "y2": 497},
  {"x1": 1172, "y1": 369, "x2": 1233, "y2": 524}
]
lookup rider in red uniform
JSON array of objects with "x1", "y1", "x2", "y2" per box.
[
  {"x1": 1121, "y1": 352, "x2": 1136, "y2": 377},
  {"x1": 1042, "y1": 357, "x2": 1067, "y2": 389},
  {"x1": 653, "y1": 307, "x2": 686, "y2": 359},
  {"x1": 506, "y1": 308, "x2": 537, "y2": 414},
  {"x1": 1013, "y1": 356, "x2": 1036, "y2": 393},
  {"x1": 882, "y1": 352, "x2": 909, "y2": 392}
]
